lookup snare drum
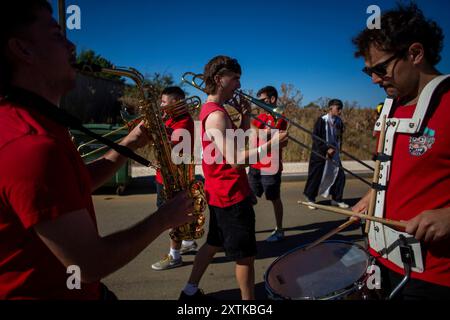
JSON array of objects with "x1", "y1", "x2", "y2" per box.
[{"x1": 265, "y1": 241, "x2": 371, "y2": 300}]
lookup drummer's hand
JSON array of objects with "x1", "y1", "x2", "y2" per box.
[
  {"x1": 405, "y1": 208, "x2": 450, "y2": 243},
  {"x1": 352, "y1": 191, "x2": 370, "y2": 214},
  {"x1": 121, "y1": 120, "x2": 150, "y2": 150}
]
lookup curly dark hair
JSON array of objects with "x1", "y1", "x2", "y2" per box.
[
  {"x1": 203, "y1": 55, "x2": 242, "y2": 95},
  {"x1": 0, "y1": 0, "x2": 53, "y2": 94},
  {"x1": 257, "y1": 86, "x2": 278, "y2": 101},
  {"x1": 352, "y1": 2, "x2": 444, "y2": 66}
]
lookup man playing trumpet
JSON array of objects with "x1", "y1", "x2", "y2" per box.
[{"x1": 180, "y1": 56, "x2": 288, "y2": 300}]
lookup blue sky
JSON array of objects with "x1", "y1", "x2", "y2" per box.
[{"x1": 51, "y1": 0, "x2": 450, "y2": 107}]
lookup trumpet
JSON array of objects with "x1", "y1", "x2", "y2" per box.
[
  {"x1": 162, "y1": 96, "x2": 202, "y2": 120},
  {"x1": 184, "y1": 72, "x2": 286, "y2": 115},
  {"x1": 76, "y1": 96, "x2": 202, "y2": 159},
  {"x1": 181, "y1": 71, "x2": 374, "y2": 186}
]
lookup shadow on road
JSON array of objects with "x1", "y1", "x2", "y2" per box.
[
  {"x1": 208, "y1": 282, "x2": 268, "y2": 300},
  {"x1": 181, "y1": 218, "x2": 365, "y2": 270}
]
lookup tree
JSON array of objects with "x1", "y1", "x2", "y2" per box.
[
  {"x1": 119, "y1": 72, "x2": 181, "y2": 119},
  {"x1": 314, "y1": 97, "x2": 331, "y2": 111},
  {"x1": 278, "y1": 83, "x2": 303, "y2": 111},
  {"x1": 303, "y1": 102, "x2": 320, "y2": 109},
  {"x1": 122, "y1": 72, "x2": 177, "y2": 101},
  {"x1": 76, "y1": 49, "x2": 123, "y2": 82}
]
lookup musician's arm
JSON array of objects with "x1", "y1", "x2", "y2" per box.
[
  {"x1": 205, "y1": 111, "x2": 274, "y2": 169},
  {"x1": 85, "y1": 122, "x2": 149, "y2": 191},
  {"x1": 237, "y1": 97, "x2": 252, "y2": 131},
  {"x1": 33, "y1": 191, "x2": 194, "y2": 283},
  {"x1": 239, "y1": 112, "x2": 251, "y2": 131},
  {"x1": 352, "y1": 190, "x2": 371, "y2": 213}
]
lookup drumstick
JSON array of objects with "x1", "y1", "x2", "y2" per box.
[
  {"x1": 298, "y1": 201, "x2": 406, "y2": 230},
  {"x1": 365, "y1": 115, "x2": 387, "y2": 233},
  {"x1": 302, "y1": 218, "x2": 356, "y2": 251}
]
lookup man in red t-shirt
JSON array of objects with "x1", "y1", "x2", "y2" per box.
[
  {"x1": 179, "y1": 56, "x2": 288, "y2": 300},
  {"x1": 0, "y1": 1, "x2": 195, "y2": 299},
  {"x1": 352, "y1": 3, "x2": 450, "y2": 299},
  {"x1": 151, "y1": 86, "x2": 198, "y2": 271},
  {"x1": 249, "y1": 86, "x2": 288, "y2": 242}
]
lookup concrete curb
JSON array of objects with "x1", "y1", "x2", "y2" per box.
[
  {"x1": 281, "y1": 171, "x2": 373, "y2": 182},
  {"x1": 129, "y1": 161, "x2": 374, "y2": 186}
]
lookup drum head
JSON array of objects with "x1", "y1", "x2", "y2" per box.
[{"x1": 265, "y1": 241, "x2": 369, "y2": 300}]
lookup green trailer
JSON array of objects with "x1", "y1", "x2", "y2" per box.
[{"x1": 70, "y1": 124, "x2": 131, "y2": 195}]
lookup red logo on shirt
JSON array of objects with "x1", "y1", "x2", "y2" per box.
[{"x1": 409, "y1": 127, "x2": 435, "y2": 156}]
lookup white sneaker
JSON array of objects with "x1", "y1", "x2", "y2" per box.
[
  {"x1": 266, "y1": 229, "x2": 285, "y2": 242},
  {"x1": 331, "y1": 200, "x2": 349, "y2": 209},
  {"x1": 180, "y1": 241, "x2": 198, "y2": 255},
  {"x1": 305, "y1": 197, "x2": 317, "y2": 210},
  {"x1": 151, "y1": 254, "x2": 183, "y2": 271},
  {"x1": 307, "y1": 203, "x2": 317, "y2": 210}
]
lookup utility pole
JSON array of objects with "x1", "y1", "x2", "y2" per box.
[{"x1": 58, "y1": 0, "x2": 66, "y2": 37}]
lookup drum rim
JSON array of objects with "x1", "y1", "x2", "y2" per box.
[{"x1": 264, "y1": 240, "x2": 369, "y2": 300}]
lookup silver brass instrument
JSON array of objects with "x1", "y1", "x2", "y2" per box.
[{"x1": 181, "y1": 71, "x2": 374, "y2": 186}]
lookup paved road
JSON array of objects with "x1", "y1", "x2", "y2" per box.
[{"x1": 93, "y1": 178, "x2": 369, "y2": 300}]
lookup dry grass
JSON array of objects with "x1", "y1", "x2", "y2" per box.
[
  {"x1": 132, "y1": 106, "x2": 378, "y2": 164},
  {"x1": 123, "y1": 82, "x2": 378, "y2": 163}
]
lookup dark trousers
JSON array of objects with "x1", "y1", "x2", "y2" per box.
[
  {"x1": 304, "y1": 159, "x2": 345, "y2": 202},
  {"x1": 379, "y1": 264, "x2": 450, "y2": 300}
]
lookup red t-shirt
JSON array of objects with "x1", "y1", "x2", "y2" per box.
[
  {"x1": 155, "y1": 115, "x2": 195, "y2": 185},
  {"x1": 0, "y1": 100, "x2": 101, "y2": 299},
  {"x1": 200, "y1": 102, "x2": 251, "y2": 208},
  {"x1": 251, "y1": 113, "x2": 288, "y2": 173},
  {"x1": 369, "y1": 90, "x2": 450, "y2": 287}
]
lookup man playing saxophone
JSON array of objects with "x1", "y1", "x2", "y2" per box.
[
  {"x1": 151, "y1": 87, "x2": 198, "y2": 271},
  {"x1": 0, "y1": 0, "x2": 195, "y2": 300}
]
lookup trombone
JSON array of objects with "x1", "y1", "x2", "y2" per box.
[
  {"x1": 76, "y1": 95, "x2": 202, "y2": 159},
  {"x1": 181, "y1": 72, "x2": 373, "y2": 187}
]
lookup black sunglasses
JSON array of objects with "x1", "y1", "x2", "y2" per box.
[{"x1": 362, "y1": 53, "x2": 402, "y2": 78}]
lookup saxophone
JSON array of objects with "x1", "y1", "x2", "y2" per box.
[{"x1": 76, "y1": 64, "x2": 207, "y2": 241}]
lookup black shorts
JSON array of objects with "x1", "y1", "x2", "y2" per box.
[
  {"x1": 248, "y1": 167, "x2": 281, "y2": 201},
  {"x1": 207, "y1": 197, "x2": 257, "y2": 260}
]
